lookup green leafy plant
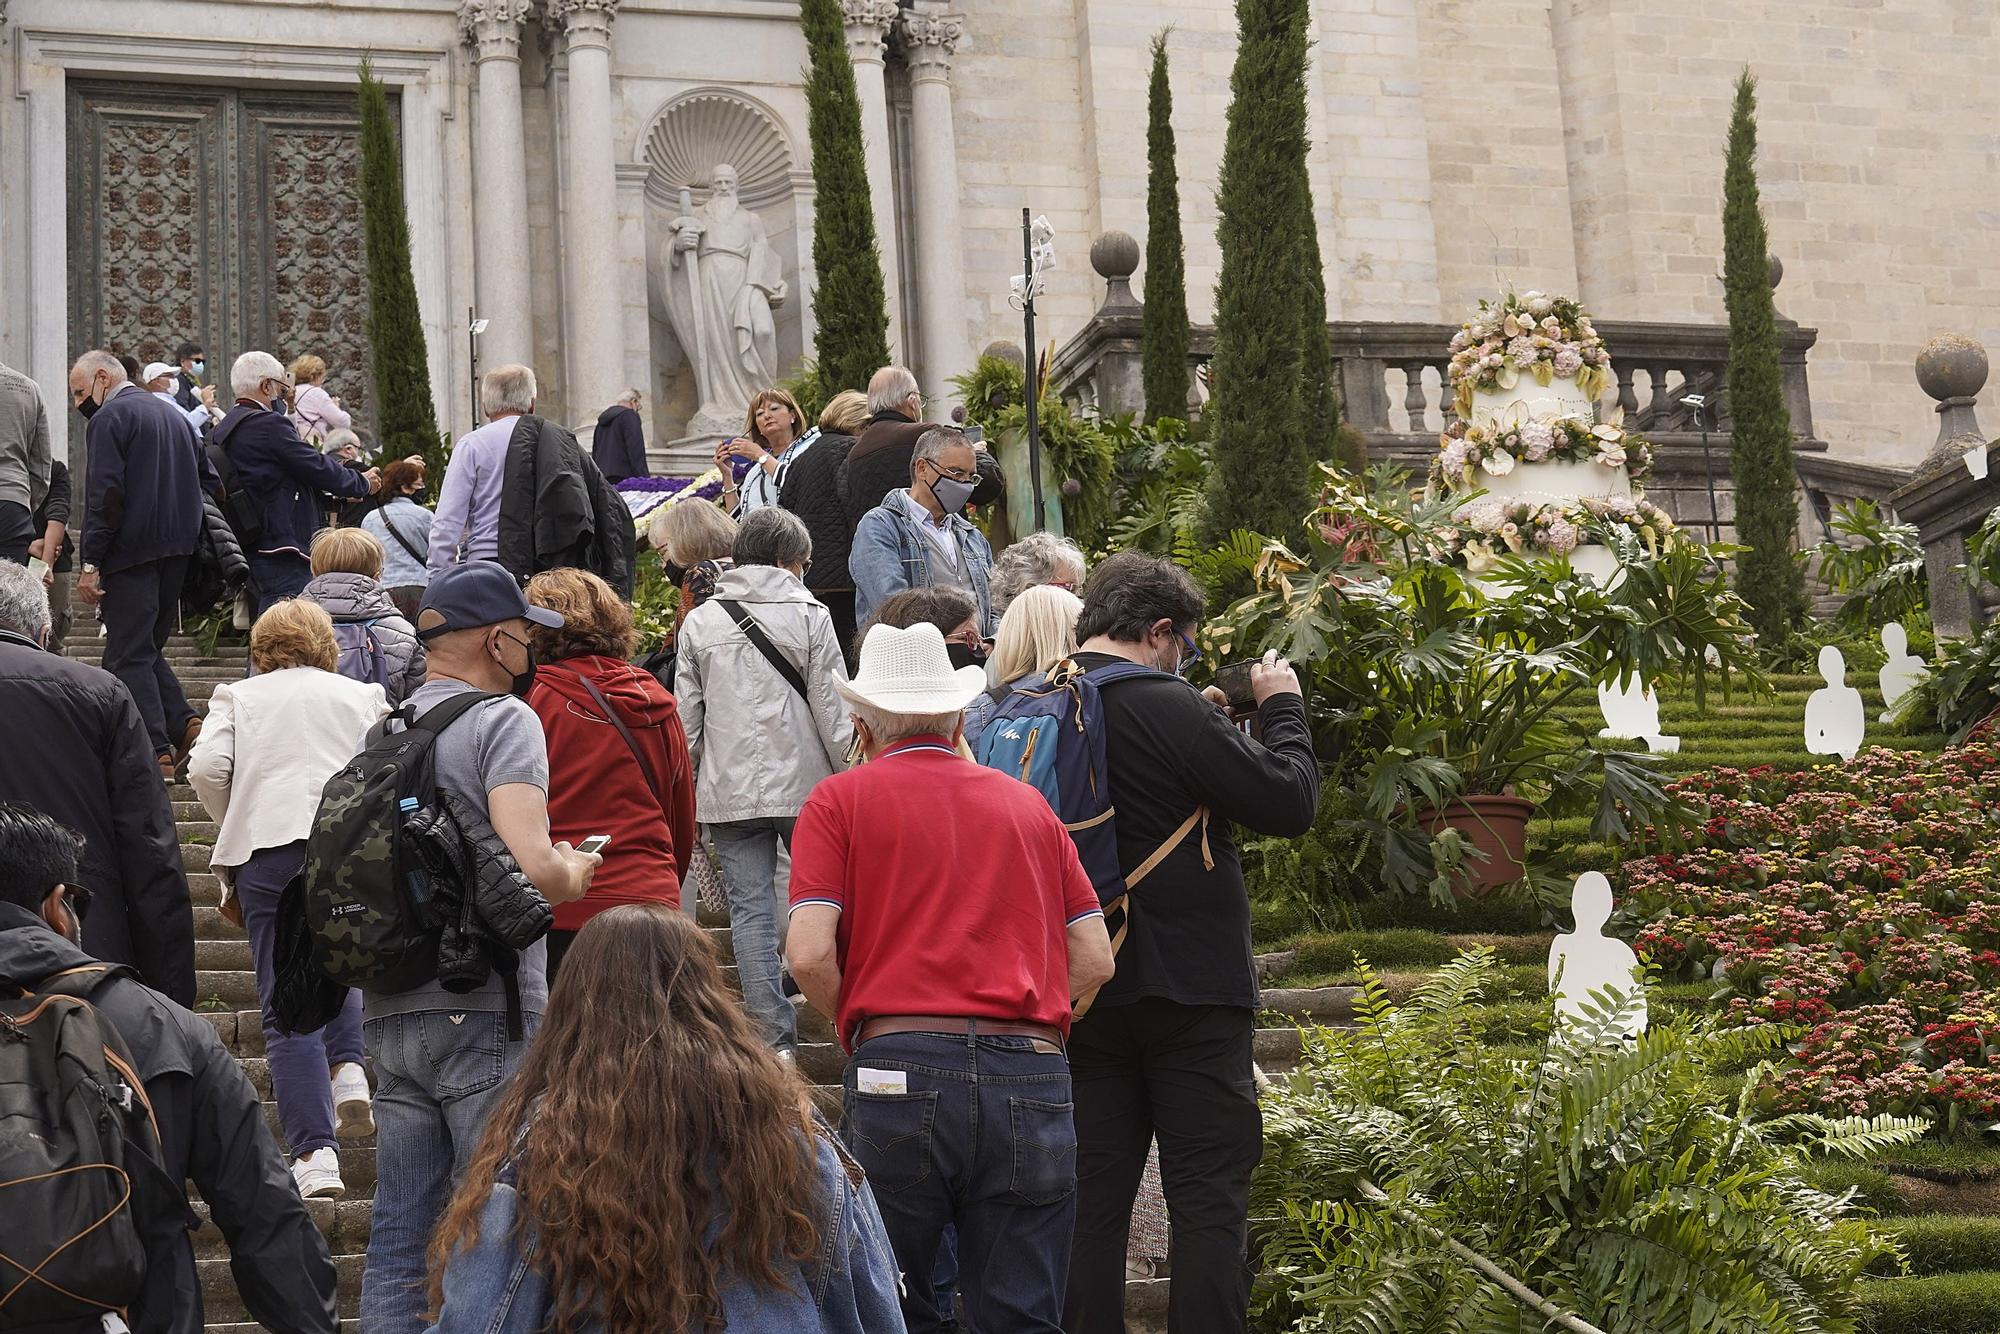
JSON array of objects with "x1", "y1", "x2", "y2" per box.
[
  {"x1": 1723, "y1": 69, "x2": 1808, "y2": 642},
  {"x1": 629, "y1": 547, "x2": 679, "y2": 655},
  {"x1": 1205, "y1": 466, "x2": 1763, "y2": 899},
  {"x1": 1811, "y1": 499, "x2": 1926, "y2": 632},
  {"x1": 798, "y1": 0, "x2": 893, "y2": 393},
  {"x1": 357, "y1": 59, "x2": 442, "y2": 475},
  {"x1": 777, "y1": 359, "x2": 830, "y2": 427},
  {"x1": 1253, "y1": 949, "x2": 1922, "y2": 1333},
  {"x1": 1141, "y1": 28, "x2": 1190, "y2": 425},
  {"x1": 951, "y1": 355, "x2": 1118, "y2": 549},
  {"x1": 1104, "y1": 415, "x2": 1209, "y2": 557}
]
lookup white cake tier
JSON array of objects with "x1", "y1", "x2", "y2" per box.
[
  {"x1": 1469, "y1": 376, "x2": 1597, "y2": 430},
  {"x1": 1477, "y1": 456, "x2": 1634, "y2": 506}
]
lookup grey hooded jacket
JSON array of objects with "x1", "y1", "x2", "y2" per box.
[
  {"x1": 301, "y1": 571, "x2": 427, "y2": 705},
  {"x1": 676, "y1": 563, "x2": 854, "y2": 823}
]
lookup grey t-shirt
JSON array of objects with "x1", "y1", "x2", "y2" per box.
[{"x1": 362, "y1": 678, "x2": 552, "y2": 1022}]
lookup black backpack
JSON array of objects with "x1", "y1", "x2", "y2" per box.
[
  {"x1": 301, "y1": 690, "x2": 498, "y2": 996},
  {"x1": 0, "y1": 964, "x2": 161, "y2": 1326},
  {"x1": 205, "y1": 428, "x2": 265, "y2": 549}
]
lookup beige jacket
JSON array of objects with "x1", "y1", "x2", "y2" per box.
[{"x1": 189, "y1": 667, "x2": 389, "y2": 880}]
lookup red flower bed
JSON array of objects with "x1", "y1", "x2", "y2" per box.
[{"x1": 1625, "y1": 739, "x2": 2000, "y2": 1131}]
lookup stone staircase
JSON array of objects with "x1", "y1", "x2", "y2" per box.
[{"x1": 64, "y1": 625, "x2": 1355, "y2": 1331}]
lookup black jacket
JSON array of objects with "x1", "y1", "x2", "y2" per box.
[
  {"x1": 1070, "y1": 653, "x2": 1321, "y2": 1012},
  {"x1": 0, "y1": 631, "x2": 194, "y2": 1004},
  {"x1": 173, "y1": 369, "x2": 199, "y2": 413},
  {"x1": 838, "y1": 410, "x2": 1005, "y2": 535},
  {"x1": 0, "y1": 904, "x2": 337, "y2": 1334},
  {"x1": 81, "y1": 385, "x2": 214, "y2": 574},
  {"x1": 497, "y1": 413, "x2": 635, "y2": 598},
  {"x1": 183, "y1": 493, "x2": 249, "y2": 618},
  {"x1": 779, "y1": 430, "x2": 856, "y2": 591},
  {"x1": 592, "y1": 403, "x2": 648, "y2": 482},
  {"x1": 33, "y1": 458, "x2": 74, "y2": 572},
  {"x1": 213, "y1": 402, "x2": 366, "y2": 557}
]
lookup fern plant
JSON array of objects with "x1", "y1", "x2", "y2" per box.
[{"x1": 1254, "y1": 949, "x2": 1922, "y2": 1334}]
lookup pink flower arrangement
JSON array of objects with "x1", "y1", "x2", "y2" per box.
[
  {"x1": 1433, "y1": 415, "x2": 1653, "y2": 492},
  {"x1": 1626, "y1": 737, "x2": 2000, "y2": 1129},
  {"x1": 1447, "y1": 290, "x2": 1612, "y2": 414}
]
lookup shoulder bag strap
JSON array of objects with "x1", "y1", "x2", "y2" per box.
[
  {"x1": 411, "y1": 689, "x2": 502, "y2": 736},
  {"x1": 714, "y1": 598, "x2": 811, "y2": 703},
  {"x1": 379, "y1": 508, "x2": 427, "y2": 565},
  {"x1": 574, "y1": 673, "x2": 664, "y2": 799}
]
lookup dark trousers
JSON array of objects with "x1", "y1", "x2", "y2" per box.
[
  {"x1": 814, "y1": 586, "x2": 858, "y2": 666},
  {"x1": 842, "y1": 1029, "x2": 1076, "y2": 1334},
  {"x1": 1064, "y1": 999, "x2": 1262, "y2": 1334},
  {"x1": 248, "y1": 550, "x2": 310, "y2": 617},
  {"x1": 101, "y1": 556, "x2": 195, "y2": 756},
  {"x1": 0, "y1": 500, "x2": 32, "y2": 564}
]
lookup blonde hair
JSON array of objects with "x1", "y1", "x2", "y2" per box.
[
  {"x1": 989, "y1": 584, "x2": 1082, "y2": 686},
  {"x1": 819, "y1": 390, "x2": 869, "y2": 436},
  {"x1": 648, "y1": 497, "x2": 738, "y2": 567},
  {"x1": 288, "y1": 354, "x2": 327, "y2": 385},
  {"x1": 523, "y1": 568, "x2": 638, "y2": 662},
  {"x1": 249, "y1": 599, "x2": 339, "y2": 674},
  {"x1": 310, "y1": 526, "x2": 386, "y2": 579},
  {"x1": 742, "y1": 388, "x2": 805, "y2": 453}
]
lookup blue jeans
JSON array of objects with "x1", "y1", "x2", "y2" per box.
[
  {"x1": 842, "y1": 1030, "x2": 1076, "y2": 1334},
  {"x1": 707, "y1": 817, "x2": 797, "y2": 1052},
  {"x1": 235, "y1": 841, "x2": 362, "y2": 1158},
  {"x1": 360, "y1": 1008, "x2": 536, "y2": 1333}
]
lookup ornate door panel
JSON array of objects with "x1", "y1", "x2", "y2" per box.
[{"x1": 68, "y1": 82, "x2": 384, "y2": 437}]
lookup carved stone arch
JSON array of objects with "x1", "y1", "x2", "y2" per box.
[{"x1": 638, "y1": 87, "x2": 797, "y2": 211}]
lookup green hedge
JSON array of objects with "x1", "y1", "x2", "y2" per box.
[
  {"x1": 1858, "y1": 1273, "x2": 2000, "y2": 1333},
  {"x1": 1871, "y1": 1218, "x2": 2000, "y2": 1278},
  {"x1": 1801, "y1": 1162, "x2": 1905, "y2": 1217}
]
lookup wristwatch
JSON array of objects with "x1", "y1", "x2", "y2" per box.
[{"x1": 81, "y1": 563, "x2": 98, "y2": 574}]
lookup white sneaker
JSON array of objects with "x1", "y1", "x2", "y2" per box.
[
  {"x1": 331, "y1": 1062, "x2": 373, "y2": 1141},
  {"x1": 291, "y1": 1146, "x2": 344, "y2": 1199}
]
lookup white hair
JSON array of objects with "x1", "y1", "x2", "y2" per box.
[
  {"x1": 866, "y1": 365, "x2": 919, "y2": 416},
  {"x1": 618, "y1": 387, "x2": 643, "y2": 408},
  {"x1": 230, "y1": 350, "x2": 286, "y2": 400},
  {"x1": 71, "y1": 350, "x2": 127, "y2": 387},
  {"x1": 322, "y1": 428, "x2": 362, "y2": 456},
  {"x1": 849, "y1": 697, "x2": 963, "y2": 747},
  {"x1": 0, "y1": 561, "x2": 52, "y2": 642},
  {"x1": 991, "y1": 533, "x2": 1088, "y2": 614},
  {"x1": 482, "y1": 364, "x2": 538, "y2": 417}
]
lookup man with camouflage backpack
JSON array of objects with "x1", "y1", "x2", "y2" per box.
[{"x1": 0, "y1": 802, "x2": 335, "y2": 1333}]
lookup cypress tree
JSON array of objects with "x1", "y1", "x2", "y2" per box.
[
  {"x1": 800, "y1": 0, "x2": 892, "y2": 393},
  {"x1": 1141, "y1": 29, "x2": 1190, "y2": 424},
  {"x1": 1293, "y1": 157, "x2": 1339, "y2": 461},
  {"x1": 1202, "y1": 0, "x2": 1316, "y2": 542},
  {"x1": 1722, "y1": 69, "x2": 1806, "y2": 640},
  {"x1": 356, "y1": 59, "x2": 442, "y2": 479}
]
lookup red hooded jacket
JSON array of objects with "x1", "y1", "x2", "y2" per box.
[{"x1": 528, "y1": 655, "x2": 697, "y2": 930}]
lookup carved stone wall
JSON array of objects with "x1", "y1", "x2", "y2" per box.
[{"x1": 67, "y1": 82, "x2": 382, "y2": 435}]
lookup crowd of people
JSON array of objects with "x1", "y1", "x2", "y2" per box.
[{"x1": 0, "y1": 345, "x2": 1323, "y2": 1334}]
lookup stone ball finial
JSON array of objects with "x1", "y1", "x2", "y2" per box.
[
  {"x1": 1090, "y1": 231, "x2": 1140, "y2": 282},
  {"x1": 1767, "y1": 254, "x2": 1784, "y2": 290},
  {"x1": 1916, "y1": 334, "x2": 1989, "y2": 404},
  {"x1": 980, "y1": 340, "x2": 1025, "y2": 368}
]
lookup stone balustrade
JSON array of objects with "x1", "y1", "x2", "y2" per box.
[{"x1": 1889, "y1": 335, "x2": 1999, "y2": 639}]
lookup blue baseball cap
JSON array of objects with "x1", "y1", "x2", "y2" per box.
[{"x1": 415, "y1": 561, "x2": 564, "y2": 641}]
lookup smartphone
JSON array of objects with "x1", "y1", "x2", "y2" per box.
[
  {"x1": 577, "y1": 835, "x2": 612, "y2": 856},
  {"x1": 1213, "y1": 661, "x2": 1260, "y2": 713}
]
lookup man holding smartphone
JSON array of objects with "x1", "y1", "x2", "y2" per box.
[{"x1": 1059, "y1": 551, "x2": 1321, "y2": 1334}]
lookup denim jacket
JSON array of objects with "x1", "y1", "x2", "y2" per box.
[
  {"x1": 849, "y1": 490, "x2": 995, "y2": 635},
  {"x1": 425, "y1": 1127, "x2": 908, "y2": 1334}
]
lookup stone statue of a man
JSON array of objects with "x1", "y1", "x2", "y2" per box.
[{"x1": 661, "y1": 164, "x2": 788, "y2": 432}]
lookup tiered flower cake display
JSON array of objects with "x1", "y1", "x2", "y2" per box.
[{"x1": 1432, "y1": 291, "x2": 1677, "y2": 584}]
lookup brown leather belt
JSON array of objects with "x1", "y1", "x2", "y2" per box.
[{"x1": 855, "y1": 1014, "x2": 1065, "y2": 1054}]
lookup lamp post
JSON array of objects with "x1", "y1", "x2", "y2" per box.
[
  {"x1": 1681, "y1": 393, "x2": 1723, "y2": 543},
  {"x1": 467, "y1": 309, "x2": 490, "y2": 431},
  {"x1": 1013, "y1": 209, "x2": 1056, "y2": 532}
]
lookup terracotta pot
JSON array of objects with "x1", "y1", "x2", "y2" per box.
[{"x1": 1414, "y1": 794, "x2": 1536, "y2": 894}]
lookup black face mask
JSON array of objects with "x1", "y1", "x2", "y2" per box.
[
  {"x1": 496, "y1": 631, "x2": 538, "y2": 698},
  {"x1": 411, "y1": 485, "x2": 431, "y2": 507},
  {"x1": 75, "y1": 394, "x2": 100, "y2": 421},
  {"x1": 947, "y1": 640, "x2": 987, "y2": 672},
  {"x1": 660, "y1": 559, "x2": 688, "y2": 586}
]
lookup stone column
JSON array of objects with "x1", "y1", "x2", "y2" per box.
[
  {"x1": 843, "y1": 0, "x2": 904, "y2": 358},
  {"x1": 898, "y1": 7, "x2": 972, "y2": 403},
  {"x1": 553, "y1": 0, "x2": 626, "y2": 427},
  {"x1": 460, "y1": 1, "x2": 536, "y2": 369}
]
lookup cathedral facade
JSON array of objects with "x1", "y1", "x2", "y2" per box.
[{"x1": 0, "y1": 0, "x2": 1993, "y2": 470}]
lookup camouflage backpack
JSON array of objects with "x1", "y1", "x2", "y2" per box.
[{"x1": 302, "y1": 690, "x2": 499, "y2": 994}]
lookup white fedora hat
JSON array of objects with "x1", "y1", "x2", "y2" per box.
[{"x1": 837, "y1": 621, "x2": 989, "y2": 715}]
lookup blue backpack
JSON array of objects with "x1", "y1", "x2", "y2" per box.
[
  {"x1": 975, "y1": 659, "x2": 1211, "y2": 1006},
  {"x1": 332, "y1": 616, "x2": 391, "y2": 689}
]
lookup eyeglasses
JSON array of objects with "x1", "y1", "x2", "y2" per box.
[
  {"x1": 63, "y1": 884, "x2": 92, "y2": 923},
  {"x1": 1176, "y1": 632, "x2": 1203, "y2": 672},
  {"x1": 926, "y1": 458, "x2": 977, "y2": 484}
]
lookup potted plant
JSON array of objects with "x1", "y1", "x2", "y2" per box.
[{"x1": 1206, "y1": 466, "x2": 1762, "y2": 899}]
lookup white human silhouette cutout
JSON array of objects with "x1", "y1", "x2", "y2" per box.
[
  {"x1": 1548, "y1": 871, "x2": 1646, "y2": 1040},
  {"x1": 1596, "y1": 675, "x2": 1680, "y2": 754},
  {"x1": 1967, "y1": 445, "x2": 1989, "y2": 480},
  {"x1": 1805, "y1": 645, "x2": 1865, "y2": 762},
  {"x1": 1878, "y1": 622, "x2": 1929, "y2": 722}
]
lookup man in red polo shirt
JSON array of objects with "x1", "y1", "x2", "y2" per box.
[{"x1": 788, "y1": 621, "x2": 1114, "y2": 1334}]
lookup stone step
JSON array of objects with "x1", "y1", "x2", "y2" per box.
[{"x1": 197, "y1": 1253, "x2": 364, "y2": 1327}]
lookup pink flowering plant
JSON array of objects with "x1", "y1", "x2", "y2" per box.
[
  {"x1": 1625, "y1": 737, "x2": 2000, "y2": 1133},
  {"x1": 1443, "y1": 495, "x2": 1680, "y2": 574},
  {"x1": 1447, "y1": 290, "x2": 1613, "y2": 416},
  {"x1": 1433, "y1": 415, "x2": 1654, "y2": 491}
]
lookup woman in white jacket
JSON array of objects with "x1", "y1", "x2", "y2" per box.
[{"x1": 189, "y1": 598, "x2": 389, "y2": 1201}]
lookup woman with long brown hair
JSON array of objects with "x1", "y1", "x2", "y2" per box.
[{"x1": 424, "y1": 904, "x2": 906, "y2": 1334}]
